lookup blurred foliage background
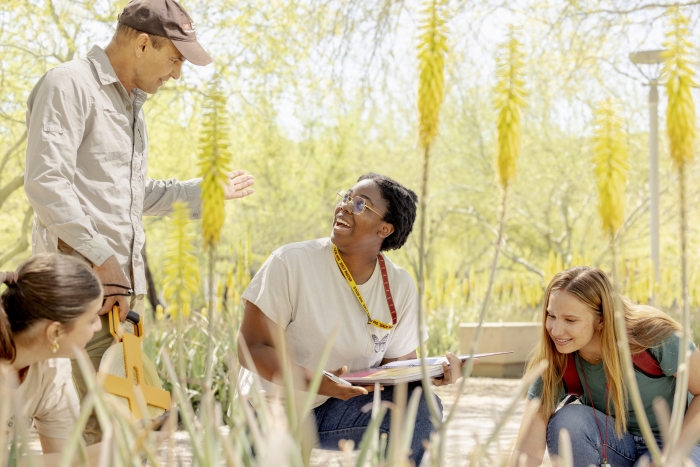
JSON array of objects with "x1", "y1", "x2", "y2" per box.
[{"x1": 2, "y1": 0, "x2": 700, "y2": 356}]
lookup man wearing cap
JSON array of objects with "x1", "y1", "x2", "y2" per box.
[{"x1": 24, "y1": 0, "x2": 253, "y2": 443}]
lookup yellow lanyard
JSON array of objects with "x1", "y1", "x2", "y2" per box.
[{"x1": 332, "y1": 244, "x2": 397, "y2": 330}]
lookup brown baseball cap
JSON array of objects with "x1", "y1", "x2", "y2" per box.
[{"x1": 118, "y1": 0, "x2": 212, "y2": 66}]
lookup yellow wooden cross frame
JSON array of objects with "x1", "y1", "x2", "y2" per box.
[{"x1": 100, "y1": 306, "x2": 171, "y2": 420}]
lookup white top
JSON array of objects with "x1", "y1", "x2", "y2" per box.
[
  {"x1": 4, "y1": 358, "x2": 79, "y2": 440},
  {"x1": 240, "y1": 237, "x2": 426, "y2": 408}
]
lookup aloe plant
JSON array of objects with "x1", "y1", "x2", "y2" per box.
[
  {"x1": 198, "y1": 76, "x2": 233, "y2": 387},
  {"x1": 592, "y1": 97, "x2": 668, "y2": 464},
  {"x1": 415, "y1": 0, "x2": 450, "y2": 433},
  {"x1": 662, "y1": 8, "x2": 696, "y2": 458}
]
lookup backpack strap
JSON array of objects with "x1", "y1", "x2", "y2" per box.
[
  {"x1": 632, "y1": 349, "x2": 665, "y2": 378},
  {"x1": 562, "y1": 350, "x2": 664, "y2": 397},
  {"x1": 562, "y1": 352, "x2": 584, "y2": 396}
]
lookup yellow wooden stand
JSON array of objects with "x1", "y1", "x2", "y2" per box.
[{"x1": 100, "y1": 306, "x2": 171, "y2": 420}]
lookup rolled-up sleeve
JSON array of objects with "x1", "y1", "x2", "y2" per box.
[
  {"x1": 32, "y1": 359, "x2": 79, "y2": 439},
  {"x1": 143, "y1": 177, "x2": 202, "y2": 219},
  {"x1": 24, "y1": 68, "x2": 114, "y2": 266}
]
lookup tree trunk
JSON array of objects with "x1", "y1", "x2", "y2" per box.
[
  {"x1": 0, "y1": 173, "x2": 25, "y2": 212},
  {"x1": 0, "y1": 207, "x2": 33, "y2": 267},
  {"x1": 142, "y1": 240, "x2": 163, "y2": 317}
]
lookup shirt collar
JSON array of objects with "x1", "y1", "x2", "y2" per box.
[
  {"x1": 87, "y1": 45, "x2": 148, "y2": 102},
  {"x1": 87, "y1": 45, "x2": 121, "y2": 86}
]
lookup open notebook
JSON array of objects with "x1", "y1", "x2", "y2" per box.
[{"x1": 342, "y1": 351, "x2": 513, "y2": 385}]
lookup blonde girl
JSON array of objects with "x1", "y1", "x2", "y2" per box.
[{"x1": 511, "y1": 266, "x2": 700, "y2": 467}]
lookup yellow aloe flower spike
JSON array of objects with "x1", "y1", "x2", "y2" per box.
[
  {"x1": 662, "y1": 7, "x2": 696, "y2": 169},
  {"x1": 495, "y1": 26, "x2": 526, "y2": 190},
  {"x1": 163, "y1": 201, "x2": 199, "y2": 317},
  {"x1": 199, "y1": 77, "x2": 233, "y2": 249},
  {"x1": 417, "y1": 0, "x2": 448, "y2": 149},
  {"x1": 593, "y1": 99, "x2": 629, "y2": 237}
]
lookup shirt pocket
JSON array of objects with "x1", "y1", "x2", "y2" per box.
[
  {"x1": 42, "y1": 123, "x2": 64, "y2": 134},
  {"x1": 84, "y1": 104, "x2": 133, "y2": 163}
]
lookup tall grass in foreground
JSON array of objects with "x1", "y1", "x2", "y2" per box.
[
  {"x1": 3, "y1": 306, "x2": 549, "y2": 467},
  {"x1": 6, "y1": 281, "x2": 696, "y2": 467}
]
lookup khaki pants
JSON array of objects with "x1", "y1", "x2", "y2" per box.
[{"x1": 72, "y1": 294, "x2": 146, "y2": 445}]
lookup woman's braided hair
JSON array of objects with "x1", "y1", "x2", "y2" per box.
[{"x1": 358, "y1": 173, "x2": 418, "y2": 251}]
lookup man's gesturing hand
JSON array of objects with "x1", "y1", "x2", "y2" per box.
[
  {"x1": 94, "y1": 255, "x2": 131, "y2": 321},
  {"x1": 223, "y1": 170, "x2": 255, "y2": 200}
]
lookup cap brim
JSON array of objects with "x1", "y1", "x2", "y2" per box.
[{"x1": 173, "y1": 40, "x2": 212, "y2": 66}]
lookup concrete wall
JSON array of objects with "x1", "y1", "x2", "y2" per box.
[{"x1": 459, "y1": 322, "x2": 541, "y2": 378}]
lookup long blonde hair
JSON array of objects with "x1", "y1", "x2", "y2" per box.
[{"x1": 526, "y1": 266, "x2": 682, "y2": 435}]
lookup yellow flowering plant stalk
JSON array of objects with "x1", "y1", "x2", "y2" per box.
[
  {"x1": 163, "y1": 202, "x2": 200, "y2": 319},
  {"x1": 163, "y1": 201, "x2": 199, "y2": 382},
  {"x1": 664, "y1": 9, "x2": 696, "y2": 170},
  {"x1": 417, "y1": 0, "x2": 447, "y2": 149},
  {"x1": 593, "y1": 99, "x2": 628, "y2": 238},
  {"x1": 198, "y1": 76, "x2": 233, "y2": 385},
  {"x1": 415, "y1": 0, "x2": 449, "y2": 438},
  {"x1": 457, "y1": 27, "x2": 526, "y2": 449},
  {"x1": 199, "y1": 77, "x2": 233, "y2": 250},
  {"x1": 494, "y1": 27, "x2": 526, "y2": 191},
  {"x1": 662, "y1": 6, "x2": 697, "y2": 458},
  {"x1": 592, "y1": 99, "x2": 665, "y2": 462}
]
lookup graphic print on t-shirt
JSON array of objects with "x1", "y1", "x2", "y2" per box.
[
  {"x1": 372, "y1": 334, "x2": 389, "y2": 353},
  {"x1": 366, "y1": 323, "x2": 391, "y2": 357}
]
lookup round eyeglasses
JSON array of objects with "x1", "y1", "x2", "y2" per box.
[{"x1": 336, "y1": 191, "x2": 384, "y2": 218}]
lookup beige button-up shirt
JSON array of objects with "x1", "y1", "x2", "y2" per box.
[{"x1": 25, "y1": 45, "x2": 201, "y2": 295}]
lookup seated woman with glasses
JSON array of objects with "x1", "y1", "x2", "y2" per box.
[{"x1": 238, "y1": 173, "x2": 464, "y2": 464}]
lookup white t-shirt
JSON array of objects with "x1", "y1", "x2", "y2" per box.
[
  {"x1": 240, "y1": 237, "x2": 426, "y2": 408},
  {"x1": 3, "y1": 358, "x2": 79, "y2": 440}
]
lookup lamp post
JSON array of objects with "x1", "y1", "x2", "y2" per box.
[{"x1": 630, "y1": 49, "x2": 665, "y2": 306}]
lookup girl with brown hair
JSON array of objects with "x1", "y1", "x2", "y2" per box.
[
  {"x1": 511, "y1": 266, "x2": 700, "y2": 467},
  {"x1": 1, "y1": 253, "x2": 102, "y2": 458}
]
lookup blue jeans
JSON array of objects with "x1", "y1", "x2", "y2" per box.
[
  {"x1": 547, "y1": 404, "x2": 700, "y2": 467},
  {"x1": 312, "y1": 382, "x2": 442, "y2": 464}
]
